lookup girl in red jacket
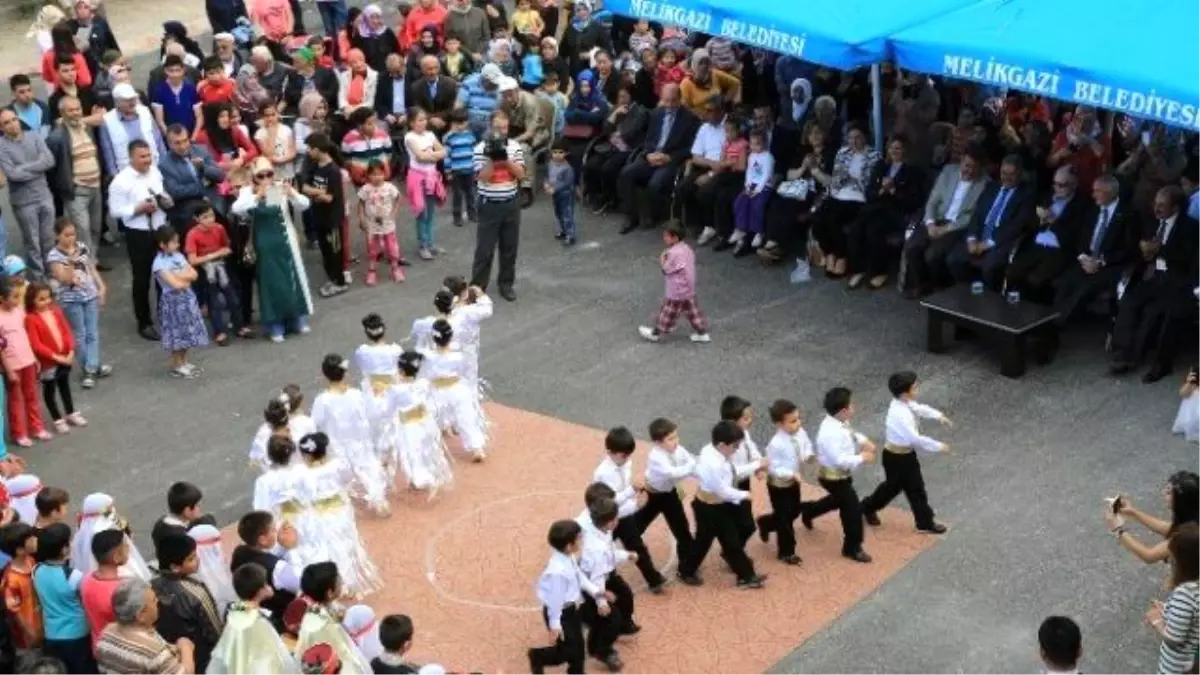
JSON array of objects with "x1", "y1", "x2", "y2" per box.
[{"x1": 24, "y1": 283, "x2": 86, "y2": 435}]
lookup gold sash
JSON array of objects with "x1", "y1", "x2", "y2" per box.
[
  {"x1": 884, "y1": 443, "x2": 914, "y2": 455},
  {"x1": 432, "y1": 376, "x2": 461, "y2": 388},
  {"x1": 767, "y1": 475, "x2": 798, "y2": 489},
  {"x1": 313, "y1": 495, "x2": 347, "y2": 512},
  {"x1": 368, "y1": 374, "x2": 394, "y2": 396},
  {"x1": 818, "y1": 466, "x2": 851, "y2": 481},
  {"x1": 402, "y1": 405, "x2": 428, "y2": 422},
  {"x1": 694, "y1": 489, "x2": 722, "y2": 505}
]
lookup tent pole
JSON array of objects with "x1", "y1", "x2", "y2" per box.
[{"x1": 870, "y1": 64, "x2": 884, "y2": 151}]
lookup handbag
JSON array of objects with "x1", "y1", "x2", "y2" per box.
[
  {"x1": 240, "y1": 215, "x2": 256, "y2": 266},
  {"x1": 776, "y1": 179, "x2": 811, "y2": 200},
  {"x1": 562, "y1": 123, "x2": 595, "y2": 140}
]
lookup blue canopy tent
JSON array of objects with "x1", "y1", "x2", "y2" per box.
[{"x1": 890, "y1": 0, "x2": 1200, "y2": 129}]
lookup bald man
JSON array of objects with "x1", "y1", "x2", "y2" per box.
[
  {"x1": 616, "y1": 83, "x2": 698, "y2": 234},
  {"x1": 410, "y1": 55, "x2": 458, "y2": 133}
]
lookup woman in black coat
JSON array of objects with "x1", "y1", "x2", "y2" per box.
[
  {"x1": 350, "y1": 5, "x2": 400, "y2": 75},
  {"x1": 559, "y1": 1, "x2": 612, "y2": 77}
]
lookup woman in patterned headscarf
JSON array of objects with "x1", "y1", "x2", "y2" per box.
[{"x1": 350, "y1": 4, "x2": 399, "y2": 74}]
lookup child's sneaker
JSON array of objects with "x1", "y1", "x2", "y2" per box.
[
  {"x1": 318, "y1": 281, "x2": 336, "y2": 297},
  {"x1": 14, "y1": 437, "x2": 32, "y2": 448},
  {"x1": 418, "y1": 247, "x2": 434, "y2": 260},
  {"x1": 66, "y1": 412, "x2": 87, "y2": 427},
  {"x1": 53, "y1": 419, "x2": 69, "y2": 434},
  {"x1": 81, "y1": 374, "x2": 96, "y2": 389},
  {"x1": 365, "y1": 269, "x2": 378, "y2": 286},
  {"x1": 391, "y1": 267, "x2": 406, "y2": 283},
  {"x1": 697, "y1": 227, "x2": 718, "y2": 246},
  {"x1": 690, "y1": 332, "x2": 712, "y2": 343},
  {"x1": 564, "y1": 236, "x2": 576, "y2": 247},
  {"x1": 637, "y1": 326, "x2": 660, "y2": 342},
  {"x1": 554, "y1": 231, "x2": 565, "y2": 240},
  {"x1": 34, "y1": 430, "x2": 53, "y2": 441}
]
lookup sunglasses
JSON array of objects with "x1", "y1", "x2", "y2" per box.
[{"x1": 256, "y1": 171, "x2": 275, "y2": 179}]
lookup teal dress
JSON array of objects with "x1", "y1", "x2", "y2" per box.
[{"x1": 250, "y1": 202, "x2": 313, "y2": 326}]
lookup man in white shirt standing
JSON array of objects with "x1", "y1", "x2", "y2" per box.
[
  {"x1": 108, "y1": 139, "x2": 172, "y2": 340},
  {"x1": 804, "y1": 387, "x2": 877, "y2": 563},
  {"x1": 675, "y1": 421, "x2": 768, "y2": 589},
  {"x1": 860, "y1": 371, "x2": 951, "y2": 534}
]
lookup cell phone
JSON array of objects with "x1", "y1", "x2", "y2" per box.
[
  {"x1": 1107, "y1": 495, "x2": 1124, "y2": 514},
  {"x1": 1141, "y1": 130, "x2": 1152, "y2": 146}
]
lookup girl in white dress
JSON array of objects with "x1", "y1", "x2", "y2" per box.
[
  {"x1": 298, "y1": 432, "x2": 382, "y2": 599},
  {"x1": 188, "y1": 523, "x2": 237, "y2": 613},
  {"x1": 380, "y1": 351, "x2": 453, "y2": 495},
  {"x1": 421, "y1": 320, "x2": 489, "y2": 462},
  {"x1": 312, "y1": 354, "x2": 390, "y2": 515},
  {"x1": 443, "y1": 276, "x2": 494, "y2": 395},
  {"x1": 72, "y1": 493, "x2": 152, "y2": 581},
  {"x1": 409, "y1": 289, "x2": 456, "y2": 351},
  {"x1": 252, "y1": 436, "x2": 329, "y2": 569},
  {"x1": 353, "y1": 314, "x2": 404, "y2": 484},
  {"x1": 250, "y1": 395, "x2": 293, "y2": 471},
  {"x1": 283, "y1": 383, "x2": 317, "y2": 441},
  {"x1": 1173, "y1": 364, "x2": 1199, "y2": 443}
]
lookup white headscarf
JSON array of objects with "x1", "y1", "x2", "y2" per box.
[
  {"x1": 72, "y1": 493, "x2": 151, "y2": 581},
  {"x1": 189, "y1": 524, "x2": 237, "y2": 613},
  {"x1": 791, "y1": 78, "x2": 812, "y2": 124},
  {"x1": 343, "y1": 604, "x2": 384, "y2": 661},
  {"x1": 5, "y1": 475, "x2": 41, "y2": 525}
]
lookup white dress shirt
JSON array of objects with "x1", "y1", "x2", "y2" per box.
[
  {"x1": 885, "y1": 399, "x2": 947, "y2": 454},
  {"x1": 730, "y1": 431, "x2": 763, "y2": 468},
  {"x1": 765, "y1": 428, "x2": 814, "y2": 480},
  {"x1": 536, "y1": 550, "x2": 592, "y2": 630},
  {"x1": 942, "y1": 179, "x2": 972, "y2": 226},
  {"x1": 574, "y1": 512, "x2": 630, "y2": 603},
  {"x1": 593, "y1": 457, "x2": 638, "y2": 519},
  {"x1": 690, "y1": 122, "x2": 725, "y2": 162},
  {"x1": 107, "y1": 165, "x2": 168, "y2": 231},
  {"x1": 694, "y1": 444, "x2": 751, "y2": 504},
  {"x1": 814, "y1": 414, "x2": 869, "y2": 471},
  {"x1": 643, "y1": 444, "x2": 696, "y2": 493}
]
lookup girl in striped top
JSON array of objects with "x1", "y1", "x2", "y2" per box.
[{"x1": 1147, "y1": 524, "x2": 1198, "y2": 674}]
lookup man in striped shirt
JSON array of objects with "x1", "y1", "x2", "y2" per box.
[
  {"x1": 95, "y1": 578, "x2": 196, "y2": 674},
  {"x1": 470, "y1": 109, "x2": 525, "y2": 302}
]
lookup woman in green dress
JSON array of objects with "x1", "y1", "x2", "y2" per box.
[{"x1": 231, "y1": 157, "x2": 314, "y2": 343}]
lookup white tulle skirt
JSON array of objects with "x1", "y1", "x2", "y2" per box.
[
  {"x1": 395, "y1": 406, "x2": 454, "y2": 492},
  {"x1": 341, "y1": 440, "x2": 391, "y2": 512},
  {"x1": 310, "y1": 497, "x2": 382, "y2": 599},
  {"x1": 430, "y1": 380, "x2": 488, "y2": 455},
  {"x1": 1173, "y1": 391, "x2": 1199, "y2": 443},
  {"x1": 279, "y1": 505, "x2": 332, "y2": 571}
]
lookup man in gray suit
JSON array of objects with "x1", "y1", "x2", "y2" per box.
[{"x1": 903, "y1": 144, "x2": 991, "y2": 297}]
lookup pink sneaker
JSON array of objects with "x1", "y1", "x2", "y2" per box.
[
  {"x1": 14, "y1": 437, "x2": 31, "y2": 448},
  {"x1": 391, "y1": 267, "x2": 405, "y2": 283},
  {"x1": 364, "y1": 269, "x2": 378, "y2": 287},
  {"x1": 53, "y1": 419, "x2": 69, "y2": 434},
  {"x1": 34, "y1": 430, "x2": 52, "y2": 442},
  {"x1": 67, "y1": 412, "x2": 87, "y2": 427}
]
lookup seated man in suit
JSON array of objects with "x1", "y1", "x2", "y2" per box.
[
  {"x1": 1006, "y1": 165, "x2": 1089, "y2": 303},
  {"x1": 616, "y1": 83, "x2": 698, "y2": 234},
  {"x1": 413, "y1": 54, "x2": 459, "y2": 135},
  {"x1": 1052, "y1": 174, "x2": 1137, "y2": 326},
  {"x1": 376, "y1": 53, "x2": 410, "y2": 133},
  {"x1": 1109, "y1": 185, "x2": 1199, "y2": 381},
  {"x1": 903, "y1": 143, "x2": 990, "y2": 297},
  {"x1": 947, "y1": 153, "x2": 1036, "y2": 289}
]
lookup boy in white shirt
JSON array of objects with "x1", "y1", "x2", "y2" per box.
[
  {"x1": 593, "y1": 427, "x2": 666, "y2": 592},
  {"x1": 806, "y1": 386, "x2": 877, "y2": 563},
  {"x1": 755, "y1": 399, "x2": 816, "y2": 564},
  {"x1": 637, "y1": 418, "x2": 696, "y2": 573},
  {"x1": 859, "y1": 371, "x2": 951, "y2": 534},
  {"x1": 720, "y1": 396, "x2": 763, "y2": 548},
  {"x1": 575, "y1": 498, "x2": 636, "y2": 672},
  {"x1": 528, "y1": 519, "x2": 598, "y2": 675}
]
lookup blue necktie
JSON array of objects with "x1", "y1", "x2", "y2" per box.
[
  {"x1": 658, "y1": 112, "x2": 674, "y2": 151},
  {"x1": 429, "y1": 82, "x2": 437, "y2": 100},
  {"x1": 1090, "y1": 206, "x2": 1110, "y2": 255},
  {"x1": 983, "y1": 187, "x2": 1011, "y2": 242}
]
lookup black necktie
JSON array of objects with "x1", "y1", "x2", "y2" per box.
[{"x1": 1156, "y1": 219, "x2": 1168, "y2": 242}]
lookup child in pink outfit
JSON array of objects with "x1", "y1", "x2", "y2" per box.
[
  {"x1": 356, "y1": 162, "x2": 406, "y2": 285},
  {"x1": 0, "y1": 277, "x2": 47, "y2": 446},
  {"x1": 638, "y1": 223, "x2": 711, "y2": 344}
]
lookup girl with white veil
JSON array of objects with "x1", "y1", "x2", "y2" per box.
[
  {"x1": 72, "y1": 493, "x2": 151, "y2": 581},
  {"x1": 443, "y1": 277, "x2": 494, "y2": 395},
  {"x1": 188, "y1": 524, "x2": 237, "y2": 613},
  {"x1": 342, "y1": 604, "x2": 384, "y2": 662},
  {"x1": 409, "y1": 289, "x2": 456, "y2": 351},
  {"x1": 6, "y1": 474, "x2": 41, "y2": 524},
  {"x1": 420, "y1": 320, "x2": 488, "y2": 462},
  {"x1": 379, "y1": 351, "x2": 453, "y2": 495}
]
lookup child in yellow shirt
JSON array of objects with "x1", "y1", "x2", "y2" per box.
[{"x1": 510, "y1": 0, "x2": 545, "y2": 39}]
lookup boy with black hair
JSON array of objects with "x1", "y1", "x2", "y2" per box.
[
  {"x1": 528, "y1": 520, "x2": 592, "y2": 675},
  {"x1": 860, "y1": 371, "x2": 951, "y2": 534},
  {"x1": 593, "y1": 426, "x2": 666, "y2": 592},
  {"x1": 374, "y1": 614, "x2": 420, "y2": 674},
  {"x1": 1038, "y1": 615, "x2": 1082, "y2": 674},
  {"x1": 444, "y1": 109, "x2": 479, "y2": 227},
  {"x1": 544, "y1": 137, "x2": 577, "y2": 245},
  {"x1": 151, "y1": 533, "x2": 224, "y2": 673},
  {"x1": 755, "y1": 399, "x2": 815, "y2": 565},
  {"x1": 638, "y1": 417, "x2": 696, "y2": 573},
  {"x1": 0, "y1": 522, "x2": 41, "y2": 650},
  {"x1": 79, "y1": 529, "x2": 127, "y2": 649},
  {"x1": 576, "y1": 498, "x2": 633, "y2": 672},
  {"x1": 31, "y1": 523, "x2": 95, "y2": 674},
  {"x1": 675, "y1": 421, "x2": 768, "y2": 589},
  {"x1": 150, "y1": 481, "x2": 217, "y2": 552},
  {"x1": 33, "y1": 486, "x2": 69, "y2": 528},
  {"x1": 207, "y1": 563, "x2": 297, "y2": 673},
  {"x1": 230, "y1": 510, "x2": 301, "y2": 634},
  {"x1": 806, "y1": 387, "x2": 877, "y2": 563},
  {"x1": 291, "y1": 561, "x2": 373, "y2": 673},
  {"x1": 185, "y1": 201, "x2": 248, "y2": 343},
  {"x1": 720, "y1": 395, "x2": 763, "y2": 547}
]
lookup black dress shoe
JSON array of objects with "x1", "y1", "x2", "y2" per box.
[
  {"x1": 96, "y1": 262, "x2": 113, "y2": 272},
  {"x1": 778, "y1": 554, "x2": 802, "y2": 565},
  {"x1": 138, "y1": 325, "x2": 161, "y2": 341},
  {"x1": 499, "y1": 288, "x2": 517, "y2": 302},
  {"x1": 843, "y1": 550, "x2": 873, "y2": 563},
  {"x1": 601, "y1": 653, "x2": 623, "y2": 672},
  {"x1": 736, "y1": 575, "x2": 766, "y2": 589},
  {"x1": 527, "y1": 649, "x2": 545, "y2": 675},
  {"x1": 1143, "y1": 364, "x2": 1173, "y2": 383},
  {"x1": 646, "y1": 581, "x2": 665, "y2": 595},
  {"x1": 1109, "y1": 361, "x2": 1136, "y2": 375},
  {"x1": 863, "y1": 509, "x2": 882, "y2": 527},
  {"x1": 676, "y1": 573, "x2": 703, "y2": 586},
  {"x1": 917, "y1": 522, "x2": 948, "y2": 534},
  {"x1": 619, "y1": 221, "x2": 638, "y2": 235},
  {"x1": 620, "y1": 622, "x2": 641, "y2": 636},
  {"x1": 713, "y1": 239, "x2": 734, "y2": 252}
]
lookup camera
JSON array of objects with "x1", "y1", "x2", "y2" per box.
[{"x1": 484, "y1": 134, "x2": 509, "y2": 162}]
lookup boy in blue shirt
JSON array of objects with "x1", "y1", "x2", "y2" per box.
[
  {"x1": 32, "y1": 522, "x2": 96, "y2": 674},
  {"x1": 443, "y1": 110, "x2": 478, "y2": 227},
  {"x1": 544, "y1": 139, "x2": 577, "y2": 246}
]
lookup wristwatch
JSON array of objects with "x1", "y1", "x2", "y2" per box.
[{"x1": 1111, "y1": 525, "x2": 1127, "y2": 538}]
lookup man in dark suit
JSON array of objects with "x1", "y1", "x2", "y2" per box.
[
  {"x1": 410, "y1": 55, "x2": 459, "y2": 135},
  {"x1": 753, "y1": 105, "x2": 797, "y2": 177},
  {"x1": 947, "y1": 153, "x2": 1036, "y2": 288},
  {"x1": 616, "y1": 83, "x2": 698, "y2": 234},
  {"x1": 1109, "y1": 185, "x2": 1199, "y2": 381},
  {"x1": 375, "y1": 53, "x2": 412, "y2": 130},
  {"x1": 1006, "y1": 165, "x2": 1089, "y2": 303},
  {"x1": 846, "y1": 133, "x2": 924, "y2": 289},
  {"x1": 282, "y1": 52, "x2": 339, "y2": 116},
  {"x1": 1052, "y1": 174, "x2": 1137, "y2": 326}
]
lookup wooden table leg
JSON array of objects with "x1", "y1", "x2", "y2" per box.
[
  {"x1": 927, "y1": 310, "x2": 948, "y2": 353},
  {"x1": 1000, "y1": 334, "x2": 1027, "y2": 378}
]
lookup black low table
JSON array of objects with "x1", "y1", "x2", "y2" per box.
[{"x1": 920, "y1": 286, "x2": 1060, "y2": 378}]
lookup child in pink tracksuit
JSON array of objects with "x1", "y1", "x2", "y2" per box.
[
  {"x1": 638, "y1": 223, "x2": 712, "y2": 344},
  {"x1": 356, "y1": 162, "x2": 406, "y2": 285}
]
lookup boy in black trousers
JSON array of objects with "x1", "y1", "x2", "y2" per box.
[
  {"x1": 576, "y1": 498, "x2": 635, "y2": 671},
  {"x1": 755, "y1": 399, "x2": 816, "y2": 565},
  {"x1": 593, "y1": 426, "x2": 666, "y2": 593},
  {"x1": 529, "y1": 519, "x2": 590, "y2": 674},
  {"x1": 637, "y1": 417, "x2": 696, "y2": 574}
]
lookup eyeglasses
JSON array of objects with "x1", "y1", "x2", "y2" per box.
[{"x1": 256, "y1": 171, "x2": 275, "y2": 179}]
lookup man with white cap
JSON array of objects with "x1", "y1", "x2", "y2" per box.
[
  {"x1": 213, "y1": 32, "x2": 245, "y2": 77},
  {"x1": 99, "y1": 83, "x2": 165, "y2": 176},
  {"x1": 498, "y1": 75, "x2": 549, "y2": 196},
  {"x1": 456, "y1": 62, "x2": 504, "y2": 138}
]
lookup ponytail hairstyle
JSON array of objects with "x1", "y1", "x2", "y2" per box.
[
  {"x1": 297, "y1": 432, "x2": 330, "y2": 461},
  {"x1": 282, "y1": 383, "x2": 304, "y2": 413},
  {"x1": 433, "y1": 289, "x2": 456, "y2": 315},
  {"x1": 398, "y1": 350, "x2": 424, "y2": 378},
  {"x1": 321, "y1": 354, "x2": 349, "y2": 383},
  {"x1": 264, "y1": 395, "x2": 290, "y2": 429},
  {"x1": 432, "y1": 319, "x2": 454, "y2": 347},
  {"x1": 362, "y1": 312, "x2": 387, "y2": 341}
]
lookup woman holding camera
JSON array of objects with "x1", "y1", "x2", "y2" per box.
[{"x1": 1106, "y1": 470, "x2": 1200, "y2": 565}]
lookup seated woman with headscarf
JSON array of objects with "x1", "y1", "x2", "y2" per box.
[
  {"x1": 337, "y1": 49, "x2": 379, "y2": 121},
  {"x1": 350, "y1": 4, "x2": 400, "y2": 75},
  {"x1": 583, "y1": 86, "x2": 648, "y2": 212},
  {"x1": 560, "y1": 0, "x2": 612, "y2": 77},
  {"x1": 487, "y1": 38, "x2": 521, "y2": 79},
  {"x1": 680, "y1": 48, "x2": 740, "y2": 117},
  {"x1": 407, "y1": 24, "x2": 446, "y2": 82},
  {"x1": 590, "y1": 50, "x2": 621, "y2": 104},
  {"x1": 561, "y1": 70, "x2": 610, "y2": 182},
  {"x1": 233, "y1": 63, "x2": 275, "y2": 128}
]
